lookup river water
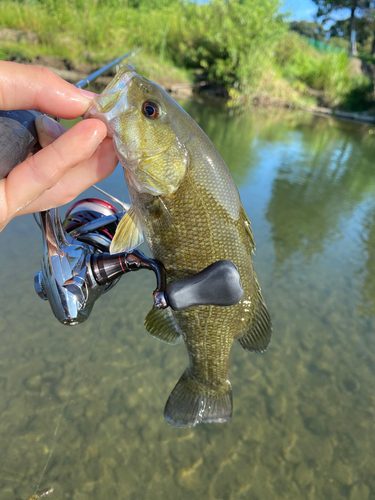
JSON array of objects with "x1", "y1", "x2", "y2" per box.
[{"x1": 1, "y1": 101, "x2": 375, "y2": 500}]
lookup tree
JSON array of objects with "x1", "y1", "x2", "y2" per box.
[
  {"x1": 327, "y1": 2, "x2": 375, "y2": 56},
  {"x1": 329, "y1": 16, "x2": 374, "y2": 48},
  {"x1": 362, "y1": 2, "x2": 375, "y2": 54},
  {"x1": 312, "y1": 0, "x2": 370, "y2": 56},
  {"x1": 290, "y1": 20, "x2": 326, "y2": 41}
]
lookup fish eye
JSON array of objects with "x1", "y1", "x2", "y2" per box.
[{"x1": 142, "y1": 100, "x2": 161, "y2": 120}]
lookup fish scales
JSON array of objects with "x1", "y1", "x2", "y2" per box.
[
  {"x1": 86, "y1": 66, "x2": 272, "y2": 427},
  {"x1": 130, "y1": 166, "x2": 255, "y2": 389}
]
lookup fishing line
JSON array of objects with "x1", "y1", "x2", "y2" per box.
[{"x1": 34, "y1": 289, "x2": 117, "y2": 494}]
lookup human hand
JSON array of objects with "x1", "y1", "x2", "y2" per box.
[{"x1": 0, "y1": 61, "x2": 118, "y2": 232}]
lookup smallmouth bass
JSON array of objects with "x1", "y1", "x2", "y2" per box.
[{"x1": 86, "y1": 66, "x2": 272, "y2": 427}]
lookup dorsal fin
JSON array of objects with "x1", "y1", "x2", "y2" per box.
[
  {"x1": 237, "y1": 288, "x2": 272, "y2": 352},
  {"x1": 240, "y1": 206, "x2": 255, "y2": 252}
]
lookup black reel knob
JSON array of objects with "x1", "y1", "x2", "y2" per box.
[{"x1": 165, "y1": 261, "x2": 243, "y2": 310}]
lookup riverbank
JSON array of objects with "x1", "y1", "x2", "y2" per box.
[
  {"x1": 33, "y1": 53, "x2": 375, "y2": 125},
  {"x1": 1, "y1": 49, "x2": 194, "y2": 95},
  {"x1": 3, "y1": 43, "x2": 374, "y2": 125},
  {"x1": 303, "y1": 106, "x2": 375, "y2": 125},
  {"x1": 24, "y1": 54, "x2": 202, "y2": 99},
  {"x1": 1, "y1": 0, "x2": 374, "y2": 115}
]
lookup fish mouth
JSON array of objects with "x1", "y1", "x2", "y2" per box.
[
  {"x1": 84, "y1": 65, "x2": 173, "y2": 164},
  {"x1": 83, "y1": 65, "x2": 137, "y2": 135}
]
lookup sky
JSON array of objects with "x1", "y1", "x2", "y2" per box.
[
  {"x1": 280, "y1": 0, "x2": 317, "y2": 21},
  {"x1": 194, "y1": 0, "x2": 350, "y2": 24},
  {"x1": 195, "y1": 0, "x2": 319, "y2": 21},
  {"x1": 280, "y1": 0, "x2": 352, "y2": 23}
]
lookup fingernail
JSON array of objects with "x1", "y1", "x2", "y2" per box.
[
  {"x1": 78, "y1": 89, "x2": 98, "y2": 99},
  {"x1": 36, "y1": 115, "x2": 65, "y2": 139}
]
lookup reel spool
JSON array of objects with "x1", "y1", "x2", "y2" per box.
[{"x1": 63, "y1": 198, "x2": 119, "y2": 241}]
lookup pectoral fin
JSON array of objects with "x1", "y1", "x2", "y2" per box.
[
  {"x1": 237, "y1": 290, "x2": 272, "y2": 352},
  {"x1": 145, "y1": 306, "x2": 182, "y2": 345},
  {"x1": 146, "y1": 196, "x2": 176, "y2": 235},
  {"x1": 110, "y1": 206, "x2": 144, "y2": 254}
]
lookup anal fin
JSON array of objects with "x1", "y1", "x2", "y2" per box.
[
  {"x1": 110, "y1": 205, "x2": 144, "y2": 254},
  {"x1": 145, "y1": 306, "x2": 182, "y2": 345}
]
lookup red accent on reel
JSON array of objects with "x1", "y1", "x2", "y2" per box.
[
  {"x1": 66, "y1": 198, "x2": 118, "y2": 218},
  {"x1": 63, "y1": 198, "x2": 119, "y2": 241}
]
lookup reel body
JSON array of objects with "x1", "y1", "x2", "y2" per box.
[
  {"x1": 34, "y1": 200, "x2": 120, "y2": 325},
  {"x1": 34, "y1": 198, "x2": 244, "y2": 326}
]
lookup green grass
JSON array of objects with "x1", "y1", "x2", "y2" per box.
[
  {"x1": 128, "y1": 51, "x2": 193, "y2": 87},
  {"x1": 274, "y1": 33, "x2": 374, "y2": 110},
  {"x1": 359, "y1": 52, "x2": 375, "y2": 66}
]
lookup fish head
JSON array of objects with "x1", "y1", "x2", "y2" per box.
[{"x1": 85, "y1": 65, "x2": 190, "y2": 196}]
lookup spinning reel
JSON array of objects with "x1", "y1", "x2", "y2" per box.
[
  {"x1": 33, "y1": 194, "x2": 243, "y2": 325},
  {"x1": 1, "y1": 109, "x2": 244, "y2": 327}
]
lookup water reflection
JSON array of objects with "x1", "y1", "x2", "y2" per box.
[
  {"x1": 182, "y1": 99, "x2": 262, "y2": 185},
  {"x1": 264, "y1": 117, "x2": 375, "y2": 267},
  {"x1": 360, "y1": 207, "x2": 375, "y2": 315}
]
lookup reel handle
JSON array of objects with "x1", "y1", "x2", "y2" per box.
[
  {"x1": 91, "y1": 252, "x2": 243, "y2": 311},
  {"x1": 165, "y1": 261, "x2": 243, "y2": 310}
]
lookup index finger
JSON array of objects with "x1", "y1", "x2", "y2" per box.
[{"x1": 0, "y1": 61, "x2": 95, "y2": 119}]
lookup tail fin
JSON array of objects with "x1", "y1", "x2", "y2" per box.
[{"x1": 164, "y1": 370, "x2": 232, "y2": 428}]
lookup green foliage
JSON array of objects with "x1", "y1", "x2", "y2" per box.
[
  {"x1": 359, "y1": 51, "x2": 375, "y2": 64},
  {"x1": 341, "y1": 75, "x2": 375, "y2": 110},
  {"x1": 164, "y1": 0, "x2": 284, "y2": 90},
  {"x1": 329, "y1": 36, "x2": 351, "y2": 51},
  {"x1": 0, "y1": 0, "x2": 285, "y2": 90},
  {"x1": 275, "y1": 32, "x2": 374, "y2": 109},
  {"x1": 290, "y1": 20, "x2": 326, "y2": 41}
]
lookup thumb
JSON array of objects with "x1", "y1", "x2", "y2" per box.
[{"x1": 35, "y1": 114, "x2": 67, "y2": 147}]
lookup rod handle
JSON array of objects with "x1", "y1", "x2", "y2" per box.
[{"x1": 0, "y1": 110, "x2": 41, "y2": 179}]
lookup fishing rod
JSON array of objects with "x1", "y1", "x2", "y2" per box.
[
  {"x1": 75, "y1": 47, "x2": 141, "y2": 89},
  {"x1": 0, "y1": 56, "x2": 243, "y2": 326}
]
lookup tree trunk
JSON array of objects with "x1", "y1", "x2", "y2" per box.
[
  {"x1": 349, "y1": 0, "x2": 358, "y2": 56},
  {"x1": 372, "y1": 29, "x2": 375, "y2": 56}
]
